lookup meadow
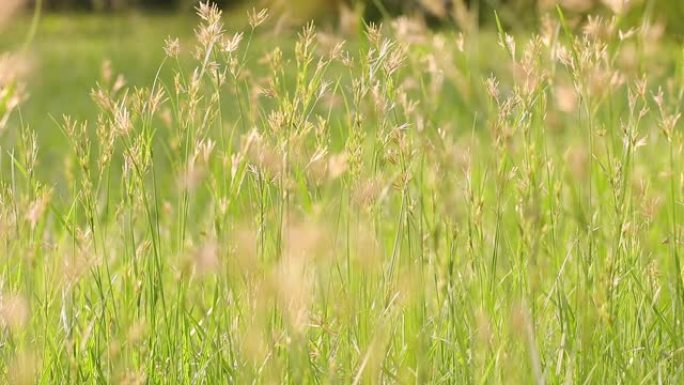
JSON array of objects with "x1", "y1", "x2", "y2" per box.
[{"x1": 1, "y1": 2, "x2": 684, "y2": 384}]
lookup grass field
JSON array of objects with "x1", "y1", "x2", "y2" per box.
[
  {"x1": 1, "y1": 14, "x2": 197, "y2": 180},
  {"x1": 1, "y1": 3, "x2": 684, "y2": 384}
]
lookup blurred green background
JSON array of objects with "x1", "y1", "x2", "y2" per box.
[{"x1": 23, "y1": 1, "x2": 684, "y2": 32}]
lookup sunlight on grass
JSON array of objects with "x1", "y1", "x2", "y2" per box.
[{"x1": 1, "y1": 1, "x2": 684, "y2": 383}]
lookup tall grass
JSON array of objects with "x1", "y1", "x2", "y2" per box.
[{"x1": 1, "y1": 2, "x2": 684, "y2": 383}]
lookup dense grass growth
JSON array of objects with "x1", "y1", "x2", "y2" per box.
[
  {"x1": 1, "y1": 2, "x2": 684, "y2": 383},
  {"x1": 0, "y1": 14, "x2": 206, "y2": 178}
]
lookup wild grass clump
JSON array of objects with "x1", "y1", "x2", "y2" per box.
[{"x1": 1, "y1": 2, "x2": 684, "y2": 383}]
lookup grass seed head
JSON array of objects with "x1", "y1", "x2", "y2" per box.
[
  {"x1": 248, "y1": 8, "x2": 269, "y2": 29},
  {"x1": 560, "y1": 0, "x2": 594, "y2": 13},
  {"x1": 26, "y1": 189, "x2": 51, "y2": 230},
  {"x1": 601, "y1": 0, "x2": 632, "y2": 14},
  {"x1": 0, "y1": 0, "x2": 23, "y2": 30},
  {"x1": 163, "y1": 36, "x2": 181, "y2": 58},
  {"x1": 0, "y1": 293, "x2": 29, "y2": 332},
  {"x1": 7, "y1": 350, "x2": 39, "y2": 385}
]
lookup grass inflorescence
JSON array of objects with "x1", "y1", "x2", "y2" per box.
[{"x1": 1, "y1": 2, "x2": 684, "y2": 384}]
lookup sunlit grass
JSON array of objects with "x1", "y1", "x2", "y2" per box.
[{"x1": 1, "y1": 2, "x2": 684, "y2": 384}]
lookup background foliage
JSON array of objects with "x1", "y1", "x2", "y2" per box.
[{"x1": 29, "y1": 0, "x2": 684, "y2": 35}]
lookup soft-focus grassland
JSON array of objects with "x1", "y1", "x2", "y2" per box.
[
  {"x1": 1, "y1": 14, "x2": 196, "y2": 179},
  {"x1": 1, "y1": 3, "x2": 684, "y2": 384}
]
